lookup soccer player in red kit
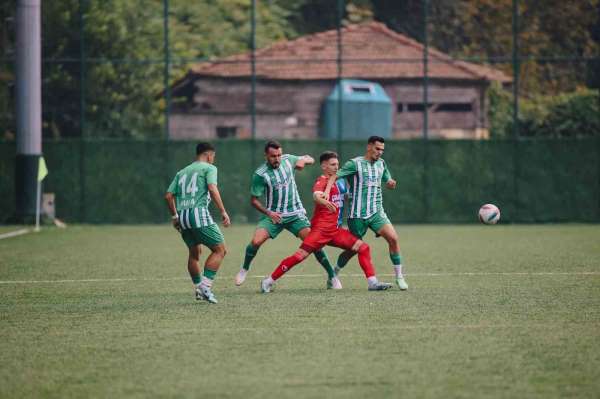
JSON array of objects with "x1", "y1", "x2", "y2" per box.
[{"x1": 261, "y1": 151, "x2": 393, "y2": 293}]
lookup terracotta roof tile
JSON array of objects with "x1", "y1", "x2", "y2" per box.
[{"x1": 188, "y1": 22, "x2": 511, "y2": 82}]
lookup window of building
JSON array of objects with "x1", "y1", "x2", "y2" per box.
[
  {"x1": 435, "y1": 103, "x2": 473, "y2": 112},
  {"x1": 406, "y1": 103, "x2": 433, "y2": 112},
  {"x1": 216, "y1": 126, "x2": 238, "y2": 139}
]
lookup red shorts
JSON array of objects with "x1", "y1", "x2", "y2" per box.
[{"x1": 300, "y1": 227, "x2": 359, "y2": 253}]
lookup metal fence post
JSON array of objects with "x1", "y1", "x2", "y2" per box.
[
  {"x1": 251, "y1": 0, "x2": 257, "y2": 167},
  {"x1": 422, "y1": 0, "x2": 429, "y2": 140},
  {"x1": 422, "y1": 0, "x2": 430, "y2": 222},
  {"x1": 163, "y1": 0, "x2": 170, "y2": 141},
  {"x1": 512, "y1": 0, "x2": 520, "y2": 139},
  {"x1": 336, "y1": 0, "x2": 344, "y2": 156},
  {"x1": 79, "y1": 0, "x2": 86, "y2": 222}
]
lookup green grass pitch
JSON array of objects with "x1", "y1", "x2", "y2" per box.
[{"x1": 1, "y1": 224, "x2": 599, "y2": 398}]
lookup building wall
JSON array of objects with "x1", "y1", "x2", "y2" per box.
[{"x1": 169, "y1": 78, "x2": 490, "y2": 140}]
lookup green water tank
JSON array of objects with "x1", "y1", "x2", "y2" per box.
[{"x1": 320, "y1": 79, "x2": 392, "y2": 139}]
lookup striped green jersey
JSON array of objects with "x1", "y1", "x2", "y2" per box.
[
  {"x1": 167, "y1": 161, "x2": 217, "y2": 229},
  {"x1": 337, "y1": 156, "x2": 392, "y2": 219},
  {"x1": 251, "y1": 154, "x2": 306, "y2": 216}
]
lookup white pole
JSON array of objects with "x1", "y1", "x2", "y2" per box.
[{"x1": 35, "y1": 181, "x2": 41, "y2": 232}]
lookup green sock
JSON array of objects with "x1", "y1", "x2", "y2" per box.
[
  {"x1": 336, "y1": 251, "x2": 354, "y2": 269},
  {"x1": 389, "y1": 253, "x2": 402, "y2": 266},
  {"x1": 203, "y1": 268, "x2": 217, "y2": 281},
  {"x1": 314, "y1": 250, "x2": 335, "y2": 279},
  {"x1": 191, "y1": 274, "x2": 201, "y2": 285},
  {"x1": 242, "y1": 244, "x2": 258, "y2": 271}
]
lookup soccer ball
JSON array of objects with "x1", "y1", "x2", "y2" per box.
[{"x1": 478, "y1": 204, "x2": 500, "y2": 225}]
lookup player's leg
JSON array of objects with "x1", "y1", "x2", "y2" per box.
[
  {"x1": 195, "y1": 225, "x2": 227, "y2": 303},
  {"x1": 296, "y1": 226, "x2": 339, "y2": 288},
  {"x1": 180, "y1": 229, "x2": 204, "y2": 298},
  {"x1": 330, "y1": 229, "x2": 392, "y2": 291},
  {"x1": 261, "y1": 229, "x2": 328, "y2": 293},
  {"x1": 376, "y1": 220, "x2": 408, "y2": 290},
  {"x1": 334, "y1": 218, "x2": 367, "y2": 275},
  {"x1": 261, "y1": 248, "x2": 311, "y2": 293},
  {"x1": 188, "y1": 244, "x2": 202, "y2": 287},
  {"x1": 236, "y1": 217, "x2": 282, "y2": 285}
]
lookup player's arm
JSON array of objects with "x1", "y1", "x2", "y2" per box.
[
  {"x1": 208, "y1": 184, "x2": 231, "y2": 227},
  {"x1": 250, "y1": 173, "x2": 281, "y2": 223},
  {"x1": 313, "y1": 175, "x2": 337, "y2": 213},
  {"x1": 165, "y1": 176, "x2": 181, "y2": 231},
  {"x1": 251, "y1": 196, "x2": 282, "y2": 224},
  {"x1": 382, "y1": 161, "x2": 396, "y2": 189},
  {"x1": 336, "y1": 159, "x2": 357, "y2": 178},
  {"x1": 294, "y1": 155, "x2": 314, "y2": 170},
  {"x1": 206, "y1": 166, "x2": 231, "y2": 227}
]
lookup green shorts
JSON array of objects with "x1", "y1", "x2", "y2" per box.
[
  {"x1": 256, "y1": 213, "x2": 311, "y2": 239},
  {"x1": 347, "y1": 211, "x2": 392, "y2": 239},
  {"x1": 181, "y1": 224, "x2": 225, "y2": 248}
]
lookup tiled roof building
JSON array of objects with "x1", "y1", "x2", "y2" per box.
[{"x1": 170, "y1": 22, "x2": 511, "y2": 140}]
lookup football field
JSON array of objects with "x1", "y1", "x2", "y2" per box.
[{"x1": 1, "y1": 224, "x2": 599, "y2": 398}]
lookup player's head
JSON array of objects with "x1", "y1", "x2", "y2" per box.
[
  {"x1": 366, "y1": 135, "x2": 385, "y2": 161},
  {"x1": 196, "y1": 142, "x2": 216, "y2": 163},
  {"x1": 264, "y1": 140, "x2": 283, "y2": 168},
  {"x1": 319, "y1": 151, "x2": 339, "y2": 176}
]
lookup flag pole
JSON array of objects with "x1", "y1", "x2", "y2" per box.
[
  {"x1": 35, "y1": 156, "x2": 48, "y2": 232},
  {"x1": 35, "y1": 179, "x2": 41, "y2": 232}
]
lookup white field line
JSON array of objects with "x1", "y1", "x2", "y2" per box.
[
  {"x1": 0, "y1": 229, "x2": 30, "y2": 240},
  {"x1": 0, "y1": 271, "x2": 599, "y2": 285}
]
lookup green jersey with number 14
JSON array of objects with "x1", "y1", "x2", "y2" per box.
[
  {"x1": 337, "y1": 156, "x2": 391, "y2": 219},
  {"x1": 167, "y1": 161, "x2": 217, "y2": 228}
]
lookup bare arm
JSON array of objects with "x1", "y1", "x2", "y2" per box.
[
  {"x1": 295, "y1": 155, "x2": 315, "y2": 170},
  {"x1": 313, "y1": 175, "x2": 338, "y2": 213},
  {"x1": 208, "y1": 184, "x2": 231, "y2": 227},
  {"x1": 164, "y1": 192, "x2": 181, "y2": 231},
  {"x1": 251, "y1": 196, "x2": 282, "y2": 224},
  {"x1": 313, "y1": 191, "x2": 337, "y2": 212}
]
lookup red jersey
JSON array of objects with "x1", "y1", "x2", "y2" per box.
[{"x1": 310, "y1": 175, "x2": 343, "y2": 231}]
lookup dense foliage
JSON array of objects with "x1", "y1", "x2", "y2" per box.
[{"x1": 0, "y1": 0, "x2": 598, "y2": 138}]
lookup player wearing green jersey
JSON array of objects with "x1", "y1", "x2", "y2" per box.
[
  {"x1": 335, "y1": 136, "x2": 409, "y2": 290},
  {"x1": 165, "y1": 142, "x2": 231, "y2": 304},
  {"x1": 234, "y1": 140, "x2": 341, "y2": 289}
]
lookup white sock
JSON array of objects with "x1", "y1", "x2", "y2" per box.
[
  {"x1": 264, "y1": 276, "x2": 274, "y2": 285},
  {"x1": 394, "y1": 265, "x2": 403, "y2": 278},
  {"x1": 238, "y1": 268, "x2": 247, "y2": 276},
  {"x1": 201, "y1": 276, "x2": 213, "y2": 288},
  {"x1": 367, "y1": 276, "x2": 378, "y2": 287}
]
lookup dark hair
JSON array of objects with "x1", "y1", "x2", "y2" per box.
[
  {"x1": 319, "y1": 151, "x2": 338, "y2": 163},
  {"x1": 368, "y1": 135, "x2": 385, "y2": 144},
  {"x1": 196, "y1": 142, "x2": 215, "y2": 155},
  {"x1": 264, "y1": 140, "x2": 282, "y2": 153}
]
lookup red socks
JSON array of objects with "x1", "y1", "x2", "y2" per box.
[
  {"x1": 357, "y1": 243, "x2": 375, "y2": 278},
  {"x1": 271, "y1": 252, "x2": 305, "y2": 280}
]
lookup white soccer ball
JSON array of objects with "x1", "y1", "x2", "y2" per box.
[{"x1": 478, "y1": 204, "x2": 500, "y2": 225}]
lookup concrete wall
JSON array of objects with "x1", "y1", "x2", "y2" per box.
[{"x1": 169, "y1": 78, "x2": 489, "y2": 140}]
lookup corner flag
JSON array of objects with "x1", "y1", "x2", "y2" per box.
[{"x1": 37, "y1": 157, "x2": 48, "y2": 182}]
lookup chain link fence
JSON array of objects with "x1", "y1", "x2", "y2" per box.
[{"x1": 0, "y1": 1, "x2": 599, "y2": 223}]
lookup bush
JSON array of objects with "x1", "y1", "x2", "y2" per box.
[{"x1": 488, "y1": 85, "x2": 600, "y2": 138}]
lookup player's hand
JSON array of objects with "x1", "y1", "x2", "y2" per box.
[
  {"x1": 171, "y1": 218, "x2": 181, "y2": 232},
  {"x1": 386, "y1": 179, "x2": 397, "y2": 189},
  {"x1": 268, "y1": 211, "x2": 282, "y2": 224},
  {"x1": 221, "y1": 211, "x2": 231, "y2": 227},
  {"x1": 324, "y1": 201, "x2": 337, "y2": 213}
]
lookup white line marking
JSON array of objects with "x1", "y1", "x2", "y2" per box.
[
  {"x1": 0, "y1": 229, "x2": 30, "y2": 240},
  {"x1": 0, "y1": 271, "x2": 598, "y2": 285}
]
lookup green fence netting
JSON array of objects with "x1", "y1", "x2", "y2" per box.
[{"x1": 1, "y1": 139, "x2": 599, "y2": 224}]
